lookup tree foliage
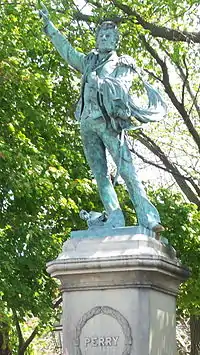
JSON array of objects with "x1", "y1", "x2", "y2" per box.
[
  {"x1": 0, "y1": 1, "x2": 101, "y2": 353},
  {"x1": 0, "y1": 0, "x2": 199, "y2": 353}
]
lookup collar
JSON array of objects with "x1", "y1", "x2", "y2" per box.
[{"x1": 93, "y1": 51, "x2": 118, "y2": 71}]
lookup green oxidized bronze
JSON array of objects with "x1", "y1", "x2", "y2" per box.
[{"x1": 39, "y1": 3, "x2": 167, "y2": 234}]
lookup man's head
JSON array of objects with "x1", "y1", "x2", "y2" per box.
[{"x1": 96, "y1": 21, "x2": 119, "y2": 53}]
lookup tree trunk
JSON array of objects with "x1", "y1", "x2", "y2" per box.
[
  {"x1": 17, "y1": 349, "x2": 25, "y2": 355},
  {"x1": 190, "y1": 315, "x2": 200, "y2": 355},
  {"x1": 0, "y1": 322, "x2": 11, "y2": 355},
  {"x1": 17, "y1": 327, "x2": 38, "y2": 355}
]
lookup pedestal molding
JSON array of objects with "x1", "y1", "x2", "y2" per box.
[
  {"x1": 47, "y1": 229, "x2": 189, "y2": 355},
  {"x1": 47, "y1": 256, "x2": 188, "y2": 280}
]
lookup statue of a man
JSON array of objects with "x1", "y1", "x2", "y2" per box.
[{"x1": 39, "y1": 3, "x2": 166, "y2": 233}]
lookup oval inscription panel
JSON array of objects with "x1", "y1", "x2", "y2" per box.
[{"x1": 74, "y1": 306, "x2": 132, "y2": 355}]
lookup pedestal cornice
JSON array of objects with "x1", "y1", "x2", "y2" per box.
[{"x1": 46, "y1": 227, "x2": 189, "y2": 295}]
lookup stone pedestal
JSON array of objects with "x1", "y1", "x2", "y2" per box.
[{"x1": 47, "y1": 226, "x2": 189, "y2": 355}]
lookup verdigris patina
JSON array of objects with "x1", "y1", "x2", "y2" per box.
[{"x1": 39, "y1": 3, "x2": 166, "y2": 234}]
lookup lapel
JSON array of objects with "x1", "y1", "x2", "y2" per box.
[
  {"x1": 79, "y1": 51, "x2": 119, "y2": 116},
  {"x1": 84, "y1": 50, "x2": 118, "y2": 74},
  {"x1": 94, "y1": 51, "x2": 118, "y2": 74}
]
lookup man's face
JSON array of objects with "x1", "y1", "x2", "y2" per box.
[{"x1": 96, "y1": 28, "x2": 117, "y2": 53}]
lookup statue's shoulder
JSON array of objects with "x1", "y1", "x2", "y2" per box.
[
  {"x1": 85, "y1": 50, "x2": 98, "y2": 62},
  {"x1": 118, "y1": 55, "x2": 137, "y2": 70}
]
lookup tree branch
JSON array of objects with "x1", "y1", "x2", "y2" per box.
[
  {"x1": 73, "y1": 10, "x2": 123, "y2": 24},
  {"x1": 111, "y1": 0, "x2": 200, "y2": 43},
  {"x1": 161, "y1": 45, "x2": 200, "y2": 119},
  {"x1": 132, "y1": 141, "x2": 200, "y2": 198},
  {"x1": 12, "y1": 309, "x2": 38, "y2": 354},
  {"x1": 130, "y1": 144, "x2": 193, "y2": 182},
  {"x1": 12, "y1": 296, "x2": 62, "y2": 354},
  {"x1": 19, "y1": 327, "x2": 38, "y2": 354},
  {"x1": 188, "y1": 177, "x2": 200, "y2": 198},
  {"x1": 189, "y1": 83, "x2": 200, "y2": 117},
  {"x1": 12, "y1": 309, "x2": 24, "y2": 351},
  {"x1": 53, "y1": 297, "x2": 62, "y2": 309},
  {"x1": 86, "y1": 0, "x2": 102, "y2": 8},
  {"x1": 144, "y1": 69, "x2": 162, "y2": 82},
  {"x1": 181, "y1": 56, "x2": 189, "y2": 105},
  {"x1": 137, "y1": 132, "x2": 200, "y2": 208},
  {"x1": 73, "y1": 11, "x2": 93, "y2": 23},
  {"x1": 141, "y1": 36, "x2": 200, "y2": 152}
]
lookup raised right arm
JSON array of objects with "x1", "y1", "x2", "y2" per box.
[
  {"x1": 44, "y1": 21, "x2": 86, "y2": 73},
  {"x1": 39, "y1": 3, "x2": 86, "y2": 73}
]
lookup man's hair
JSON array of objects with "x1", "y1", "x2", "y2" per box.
[{"x1": 96, "y1": 21, "x2": 120, "y2": 46}]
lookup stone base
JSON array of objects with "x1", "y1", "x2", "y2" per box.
[{"x1": 47, "y1": 227, "x2": 189, "y2": 355}]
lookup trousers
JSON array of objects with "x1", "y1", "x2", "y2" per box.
[{"x1": 80, "y1": 116, "x2": 160, "y2": 229}]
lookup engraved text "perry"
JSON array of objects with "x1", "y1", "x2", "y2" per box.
[{"x1": 85, "y1": 336, "x2": 119, "y2": 347}]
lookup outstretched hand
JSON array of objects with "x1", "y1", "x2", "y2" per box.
[{"x1": 38, "y1": 1, "x2": 49, "y2": 25}]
